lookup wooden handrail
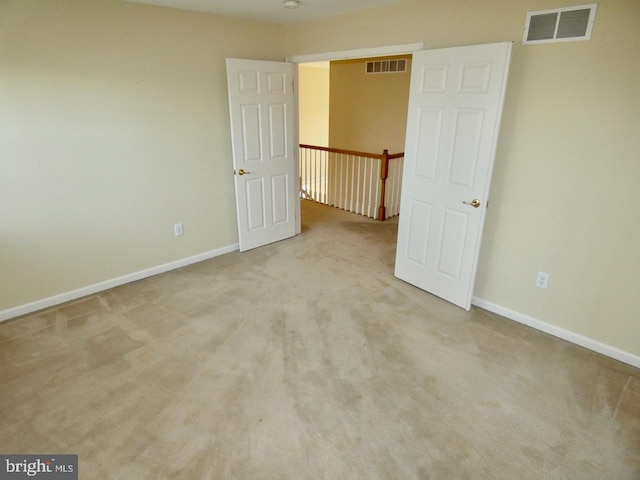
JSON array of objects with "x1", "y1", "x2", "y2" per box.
[
  {"x1": 299, "y1": 144, "x2": 403, "y2": 161},
  {"x1": 299, "y1": 144, "x2": 404, "y2": 222}
]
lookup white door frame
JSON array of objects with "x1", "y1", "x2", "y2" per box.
[
  {"x1": 287, "y1": 43, "x2": 424, "y2": 233},
  {"x1": 286, "y1": 42, "x2": 424, "y2": 64}
]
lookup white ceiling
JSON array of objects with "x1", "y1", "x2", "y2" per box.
[{"x1": 124, "y1": 0, "x2": 408, "y2": 24}]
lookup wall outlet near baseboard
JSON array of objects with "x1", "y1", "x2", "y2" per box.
[
  {"x1": 174, "y1": 223, "x2": 184, "y2": 237},
  {"x1": 536, "y1": 271, "x2": 550, "y2": 289}
]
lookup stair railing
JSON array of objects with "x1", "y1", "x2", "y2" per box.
[{"x1": 299, "y1": 144, "x2": 404, "y2": 221}]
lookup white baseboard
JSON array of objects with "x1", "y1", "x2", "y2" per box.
[
  {"x1": 472, "y1": 297, "x2": 640, "y2": 369},
  {"x1": 0, "y1": 244, "x2": 239, "y2": 323}
]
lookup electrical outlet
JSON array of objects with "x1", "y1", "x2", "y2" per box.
[
  {"x1": 536, "y1": 271, "x2": 550, "y2": 289},
  {"x1": 174, "y1": 223, "x2": 184, "y2": 237}
]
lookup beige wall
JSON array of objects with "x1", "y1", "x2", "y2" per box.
[
  {"x1": 285, "y1": 0, "x2": 640, "y2": 358},
  {"x1": 2, "y1": 0, "x2": 639, "y2": 362},
  {"x1": 0, "y1": 0, "x2": 285, "y2": 309},
  {"x1": 298, "y1": 64, "x2": 329, "y2": 146},
  {"x1": 329, "y1": 56, "x2": 410, "y2": 153}
]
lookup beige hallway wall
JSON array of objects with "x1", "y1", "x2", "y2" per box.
[
  {"x1": 329, "y1": 56, "x2": 411, "y2": 154},
  {"x1": 298, "y1": 64, "x2": 329, "y2": 147},
  {"x1": 284, "y1": 0, "x2": 640, "y2": 359},
  {"x1": 0, "y1": 0, "x2": 285, "y2": 310}
]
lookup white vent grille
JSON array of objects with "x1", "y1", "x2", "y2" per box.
[
  {"x1": 365, "y1": 58, "x2": 407, "y2": 74},
  {"x1": 523, "y1": 4, "x2": 597, "y2": 44}
]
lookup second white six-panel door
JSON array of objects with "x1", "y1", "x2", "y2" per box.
[{"x1": 394, "y1": 43, "x2": 512, "y2": 309}]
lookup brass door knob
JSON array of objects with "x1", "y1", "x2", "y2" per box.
[
  {"x1": 236, "y1": 169, "x2": 251, "y2": 176},
  {"x1": 462, "y1": 199, "x2": 481, "y2": 208}
]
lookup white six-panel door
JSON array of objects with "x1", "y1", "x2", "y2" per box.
[
  {"x1": 394, "y1": 43, "x2": 512, "y2": 310},
  {"x1": 226, "y1": 58, "x2": 297, "y2": 252}
]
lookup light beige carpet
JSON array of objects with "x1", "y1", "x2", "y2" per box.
[{"x1": 1, "y1": 200, "x2": 639, "y2": 479}]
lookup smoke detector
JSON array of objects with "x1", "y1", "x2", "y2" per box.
[{"x1": 284, "y1": 0, "x2": 300, "y2": 9}]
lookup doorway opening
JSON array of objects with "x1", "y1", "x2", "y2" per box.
[
  {"x1": 297, "y1": 54, "x2": 412, "y2": 222},
  {"x1": 288, "y1": 42, "x2": 513, "y2": 310},
  {"x1": 289, "y1": 44, "x2": 423, "y2": 230}
]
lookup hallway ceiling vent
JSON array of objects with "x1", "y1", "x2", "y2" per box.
[
  {"x1": 523, "y1": 4, "x2": 597, "y2": 44},
  {"x1": 366, "y1": 58, "x2": 407, "y2": 74}
]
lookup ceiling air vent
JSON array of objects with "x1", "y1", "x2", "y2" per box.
[
  {"x1": 365, "y1": 58, "x2": 407, "y2": 74},
  {"x1": 523, "y1": 4, "x2": 597, "y2": 44}
]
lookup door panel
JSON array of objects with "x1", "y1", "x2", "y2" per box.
[
  {"x1": 246, "y1": 178, "x2": 265, "y2": 231},
  {"x1": 415, "y1": 108, "x2": 442, "y2": 179},
  {"x1": 271, "y1": 174, "x2": 290, "y2": 225},
  {"x1": 268, "y1": 104, "x2": 287, "y2": 158},
  {"x1": 449, "y1": 109, "x2": 483, "y2": 187},
  {"x1": 436, "y1": 208, "x2": 469, "y2": 280},
  {"x1": 459, "y1": 62, "x2": 492, "y2": 92},
  {"x1": 406, "y1": 200, "x2": 433, "y2": 266},
  {"x1": 227, "y1": 59, "x2": 297, "y2": 252},
  {"x1": 241, "y1": 105, "x2": 262, "y2": 162},
  {"x1": 395, "y1": 43, "x2": 512, "y2": 310}
]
